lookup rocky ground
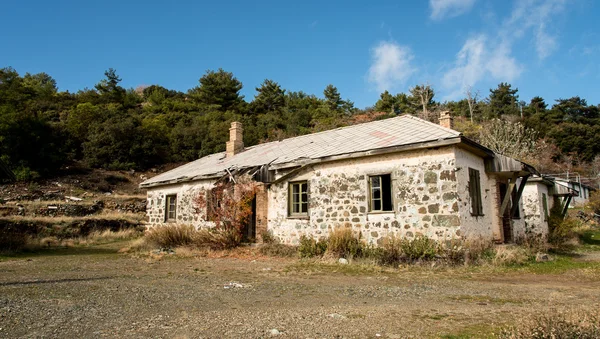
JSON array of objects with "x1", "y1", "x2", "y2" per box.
[{"x1": 1, "y1": 242, "x2": 599, "y2": 338}]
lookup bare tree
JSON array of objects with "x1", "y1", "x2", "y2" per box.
[
  {"x1": 410, "y1": 84, "x2": 435, "y2": 120},
  {"x1": 479, "y1": 119, "x2": 538, "y2": 161},
  {"x1": 465, "y1": 86, "x2": 479, "y2": 123}
]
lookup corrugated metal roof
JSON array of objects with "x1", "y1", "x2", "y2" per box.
[{"x1": 141, "y1": 115, "x2": 461, "y2": 187}]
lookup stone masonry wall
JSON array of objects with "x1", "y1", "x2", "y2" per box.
[
  {"x1": 514, "y1": 182, "x2": 551, "y2": 238},
  {"x1": 267, "y1": 146, "x2": 481, "y2": 245},
  {"x1": 146, "y1": 180, "x2": 214, "y2": 229},
  {"x1": 453, "y1": 148, "x2": 497, "y2": 241}
]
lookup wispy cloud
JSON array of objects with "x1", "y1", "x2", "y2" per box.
[
  {"x1": 367, "y1": 41, "x2": 416, "y2": 92},
  {"x1": 429, "y1": 0, "x2": 476, "y2": 20},
  {"x1": 441, "y1": 35, "x2": 521, "y2": 99},
  {"x1": 440, "y1": 0, "x2": 564, "y2": 99},
  {"x1": 504, "y1": 0, "x2": 566, "y2": 60}
]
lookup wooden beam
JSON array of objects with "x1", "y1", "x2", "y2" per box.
[
  {"x1": 500, "y1": 172, "x2": 520, "y2": 216},
  {"x1": 561, "y1": 196, "x2": 572, "y2": 218},
  {"x1": 510, "y1": 175, "x2": 529, "y2": 218}
]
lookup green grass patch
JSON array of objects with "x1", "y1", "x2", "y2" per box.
[
  {"x1": 505, "y1": 254, "x2": 600, "y2": 274},
  {"x1": 438, "y1": 323, "x2": 499, "y2": 339},
  {"x1": 580, "y1": 229, "x2": 600, "y2": 247}
]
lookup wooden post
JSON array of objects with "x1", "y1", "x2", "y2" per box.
[
  {"x1": 510, "y1": 175, "x2": 529, "y2": 218},
  {"x1": 500, "y1": 172, "x2": 519, "y2": 216},
  {"x1": 561, "y1": 196, "x2": 572, "y2": 218}
]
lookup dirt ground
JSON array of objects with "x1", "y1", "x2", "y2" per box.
[{"x1": 1, "y1": 243, "x2": 599, "y2": 339}]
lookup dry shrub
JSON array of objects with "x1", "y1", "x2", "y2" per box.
[
  {"x1": 587, "y1": 190, "x2": 600, "y2": 215},
  {"x1": 259, "y1": 243, "x2": 298, "y2": 257},
  {"x1": 548, "y1": 216, "x2": 583, "y2": 247},
  {"x1": 298, "y1": 235, "x2": 328, "y2": 258},
  {"x1": 193, "y1": 228, "x2": 241, "y2": 250},
  {"x1": 260, "y1": 230, "x2": 276, "y2": 244},
  {"x1": 327, "y1": 228, "x2": 364, "y2": 259},
  {"x1": 379, "y1": 234, "x2": 403, "y2": 266},
  {"x1": 500, "y1": 309, "x2": 600, "y2": 338},
  {"x1": 401, "y1": 235, "x2": 439, "y2": 261},
  {"x1": 145, "y1": 224, "x2": 197, "y2": 248},
  {"x1": 142, "y1": 224, "x2": 242, "y2": 251},
  {"x1": 492, "y1": 245, "x2": 531, "y2": 265}
]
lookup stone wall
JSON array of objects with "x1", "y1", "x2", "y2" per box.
[
  {"x1": 145, "y1": 180, "x2": 214, "y2": 229},
  {"x1": 454, "y1": 148, "x2": 497, "y2": 241},
  {"x1": 267, "y1": 146, "x2": 487, "y2": 245},
  {"x1": 515, "y1": 182, "x2": 551, "y2": 238}
]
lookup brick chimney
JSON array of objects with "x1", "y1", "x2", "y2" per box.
[
  {"x1": 439, "y1": 111, "x2": 454, "y2": 130},
  {"x1": 226, "y1": 121, "x2": 244, "y2": 157}
]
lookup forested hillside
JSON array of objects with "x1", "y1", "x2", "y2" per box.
[{"x1": 1, "y1": 67, "x2": 598, "y2": 185}]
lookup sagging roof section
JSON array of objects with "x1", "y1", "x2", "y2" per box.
[{"x1": 140, "y1": 115, "x2": 462, "y2": 188}]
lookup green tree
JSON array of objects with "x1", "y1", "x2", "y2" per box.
[
  {"x1": 188, "y1": 69, "x2": 244, "y2": 112},
  {"x1": 486, "y1": 82, "x2": 519, "y2": 118},
  {"x1": 252, "y1": 79, "x2": 285, "y2": 113},
  {"x1": 323, "y1": 84, "x2": 342, "y2": 113},
  {"x1": 374, "y1": 90, "x2": 396, "y2": 113},
  {"x1": 95, "y1": 68, "x2": 126, "y2": 104}
]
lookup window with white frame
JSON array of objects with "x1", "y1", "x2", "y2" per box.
[{"x1": 369, "y1": 174, "x2": 393, "y2": 212}]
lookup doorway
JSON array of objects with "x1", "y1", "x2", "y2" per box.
[{"x1": 242, "y1": 197, "x2": 257, "y2": 242}]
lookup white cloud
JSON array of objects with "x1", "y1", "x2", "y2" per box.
[
  {"x1": 503, "y1": 0, "x2": 566, "y2": 59},
  {"x1": 429, "y1": 0, "x2": 476, "y2": 20},
  {"x1": 367, "y1": 41, "x2": 416, "y2": 92},
  {"x1": 440, "y1": 0, "x2": 565, "y2": 99},
  {"x1": 442, "y1": 35, "x2": 522, "y2": 99}
]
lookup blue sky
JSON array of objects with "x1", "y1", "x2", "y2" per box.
[{"x1": 2, "y1": 0, "x2": 599, "y2": 108}]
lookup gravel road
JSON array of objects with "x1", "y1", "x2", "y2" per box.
[{"x1": 1, "y1": 244, "x2": 599, "y2": 338}]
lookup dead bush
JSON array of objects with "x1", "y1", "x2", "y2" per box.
[
  {"x1": 298, "y1": 235, "x2": 328, "y2": 258},
  {"x1": 145, "y1": 224, "x2": 197, "y2": 248},
  {"x1": 259, "y1": 243, "x2": 298, "y2": 257},
  {"x1": 548, "y1": 216, "x2": 582, "y2": 247},
  {"x1": 500, "y1": 309, "x2": 600, "y2": 338},
  {"x1": 587, "y1": 190, "x2": 600, "y2": 215},
  {"x1": 378, "y1": 234, "x2": 403, "y2": 266},
  {"x1": 492, "y1": 245, "x2": 531, "y2": 266},
  {"x1": 327, "y1": 228, "x2": 364, "y2": 259},
  {"x1": 260, "y1": 230, "x2": 276, "y2": 244},
  {"x1": 193, "y1": 228, "x2": 241, "y2": 250},
  {"x1": 143, "y1": 224, "x2": 242, "y2": 251},
  {"x1": 401, "y1": 235, "x2": 439, "y2": 261}
]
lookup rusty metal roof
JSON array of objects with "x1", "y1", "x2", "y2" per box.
[{"x1": 141, "y1": 115, "x2": 461, "y2": 188}]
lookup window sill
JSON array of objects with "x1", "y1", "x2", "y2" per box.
[
  {"x1": 288, "y1": 215, "x2": 309, "y2": 220},
  {"x1": 367, "y1": 211, "x2": 395, "y2": 215}
]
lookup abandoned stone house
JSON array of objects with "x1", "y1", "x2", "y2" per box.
[{"x1": 140, "y1": 113, "x2": 575, "y2": 245}]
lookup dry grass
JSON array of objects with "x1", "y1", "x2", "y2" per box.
[
  {"x1": 24, "y1": 229, "x2": 142, "y2": 250},
  {"x1": 500, "y1": 309, "x2": 600, "y2": 338},
  {"x1": 327, "y1": 228, "x2": 364, "y2": 259},
  {"x1": 141, "y1": 224, "x2": 242, "y2": 251},
  {"x1": 0, "y1": 210, "x2": 145, "y2": 223},
  {"x1": 492, "y1": 245, "x2": 532, "y2": 266}
]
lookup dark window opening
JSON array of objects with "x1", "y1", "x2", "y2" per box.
[
  {"x1": 468, "y1": 168, "x2": 483, "y2": 216},
  {"x1": 369, "y1": 174, "x2": 393, "y2": 212},
  {"x1": 165, "y1": 194, "x2": 177, "y2": 221}
]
